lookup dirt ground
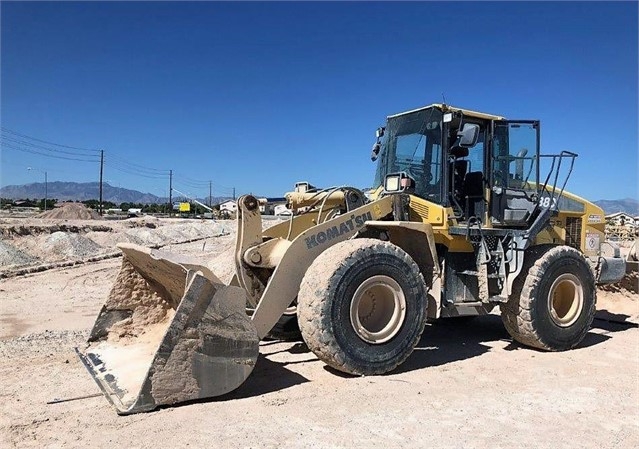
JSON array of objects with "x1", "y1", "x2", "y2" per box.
[{"x1": 0, "y1": 216, "x2": 637, "y2": 449}]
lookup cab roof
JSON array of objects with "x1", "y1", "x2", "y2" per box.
[{"x1": 387, "y1": 103, "x2": 506, "y2": 121}]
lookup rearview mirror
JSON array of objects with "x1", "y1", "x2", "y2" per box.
[
  {"x1": 371, "y1": 142, "x2": 381, "y2": 161},
  {"x1": 457, "y1": 123, "x2": 480, "y2": 147}
]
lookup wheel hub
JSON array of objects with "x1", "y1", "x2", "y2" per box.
[
  {"x1": 548, "y1": 273, "x2": 584, "y2": 327},
  {"x1": 350, "y1": 275, "x2": 406, "y2": 344}
]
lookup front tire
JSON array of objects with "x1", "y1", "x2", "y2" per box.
[
  {"x1": 500, "y1": 245, "x2": 596, "y2": 351},
  {"x1": 297, "y1": 238, "x2": 428, "y2": 375}
]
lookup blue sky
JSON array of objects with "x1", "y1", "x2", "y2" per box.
[{"x1": 1, "y1": 1, "x2": 637, "y2": 201}]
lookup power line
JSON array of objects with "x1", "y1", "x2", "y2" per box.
[
  {"x1": 173, "y1": 172, "x2": 233, "y2": 191},
  {"x1": 1, "y1": 128, "x2": 237, "y2": 200},
  {"x1": 103, "y1": 161, "x2": 171, "y2": 179},
  {"x1": 0, "y1": 127, "x2": 100, "y2": 153},
  {"x1": 0, "y1": 134, "x2": 99, "y2": 157},
  {"x1": 105, "y1": 152, "x2": 171, "y2": 174},
  {"x1": 0, "y1": 141, "x2": 101, "y2": 162}
]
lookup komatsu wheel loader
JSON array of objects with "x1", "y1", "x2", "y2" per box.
[{"x1": 77, "y1": 104, "x2": 626, "y2": 414}]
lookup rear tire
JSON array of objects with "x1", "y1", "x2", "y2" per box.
[
  {"x1": 500, "y1": 245, "x2": 596, "y2": 351},
  {"x1": 297, "y1": 238, "x2": 428, "y2": 375}
]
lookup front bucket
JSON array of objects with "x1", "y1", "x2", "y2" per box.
[{"x1": 77, "y1": 243, "x2": 259, "y2": 414}]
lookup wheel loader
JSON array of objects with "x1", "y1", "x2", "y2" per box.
[{"x1": 77, "y1": 103, "x2": 626, "y2": 414}]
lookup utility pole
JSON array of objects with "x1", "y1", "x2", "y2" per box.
[
  {"x1": 233, "y1": 187, "x2": 236, "y2": 200},
  {"x1": 209, "y1": 181, "x2": 212, "y2": 208},
  {"x1": 168, "y1": 169, "x2": 173, "y2": 215},
  {"x1": 99, "y1": 150, "x2": 104, "y2": 215}
]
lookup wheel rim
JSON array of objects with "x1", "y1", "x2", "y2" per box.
[
  {"x1": 547, "y1": 273, "x2": 584, "y2": 327},
  {"x1": 350, "y1": 275, "x2": 407, "y2": 344}
]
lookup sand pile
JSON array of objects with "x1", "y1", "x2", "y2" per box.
[
  {"x1": 39, "y1": 231, "x2": 105, "y2": 261},
  {"x1": 102, "y1": 258, "x2": 176, "y2": 338},
  {"x1": 38, "y1": 203, "x2": 102, "y2": 220},
  {"x1": 0, "y1": 241, "x2": 40, "y2": 268}
]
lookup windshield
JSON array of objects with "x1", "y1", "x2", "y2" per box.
[{"x1": 374, "y1": 107, "x2": 443, "y2": 202}]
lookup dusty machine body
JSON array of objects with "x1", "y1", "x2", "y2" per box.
[{"x1": 78, "y1": 104, "x2": 626, "y2": 414}]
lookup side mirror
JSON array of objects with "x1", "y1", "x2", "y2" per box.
[
  {"x1": 376, "y1": 127, "x2": 385, "y2": 138},
  {"x1": 457, "y1": 123, "x2": 480, "y2": 147},
  {"x1": 371, "y1": 142, "x2": 381, "y2": 161}
]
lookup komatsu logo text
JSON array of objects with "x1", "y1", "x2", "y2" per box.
[{"x1": 305, "y1": 212, "x2": 373, "y2": 249}]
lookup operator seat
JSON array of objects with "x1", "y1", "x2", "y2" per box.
[{"x1": 463, "y1": 171, "x2": 485, "y2": 219}]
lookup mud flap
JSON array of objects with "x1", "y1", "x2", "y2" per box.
[{"x1": 77, "y1": 244, "x2": 259, "y2": 415}]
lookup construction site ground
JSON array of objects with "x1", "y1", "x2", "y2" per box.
[{"x1": 0, "y1": 211, "x2": 637, "y2": 448}]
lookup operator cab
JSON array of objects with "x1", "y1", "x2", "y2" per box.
[{"x1": 373, "y1": 104, "x2": 545, "y2": 228}]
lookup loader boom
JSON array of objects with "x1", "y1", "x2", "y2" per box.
[{"x1": 236, "y1": 194, "x2": 395, "y2": 338}]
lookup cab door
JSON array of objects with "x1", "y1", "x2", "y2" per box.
[{"x1": 489, "y1": 120, "x2": 540, "y2": 227}]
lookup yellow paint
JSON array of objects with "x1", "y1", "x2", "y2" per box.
[{"x1": 408, "y1": 195, "x2": 474, "y2": 252}]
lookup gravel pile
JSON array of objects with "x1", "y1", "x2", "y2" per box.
[
  {"x1": 2, "y1": 219, "x2": 233, "y2": 274},
  {"x1": 85, "y1": 230, "x2": 144, "y2": 248},
  {"x1": 0, "y1": 241, "x2": 40, "y2": 268},
  {"x1": 40, "y1": 231, "x2": 105, "y2": 261},
  {"x1": 124, "y1": 228, "x2": 165, "y2": 246}
]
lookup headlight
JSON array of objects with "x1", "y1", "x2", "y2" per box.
[
  {"x1": 384, "y1": 172, "x2": 414, "y2": 193},
  {"x1": 385, "y1": 174, "x2": 400, "y2": 192}
]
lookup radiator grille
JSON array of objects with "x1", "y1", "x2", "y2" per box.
[
  {"x1": 565, "y1": 216, "x2": 582, "y2": 250},
  {"x1": 409, "y1": 200, "x2": 429, "y2": 222}
]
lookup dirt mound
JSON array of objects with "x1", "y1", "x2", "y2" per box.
[
  {"x1": 0, "y1": 241, "x2": 40, "y2": 268},
  {"x1": 38, "y1": 203, "x2": 102, "y2": 220},
  {"x1": 125, "y1": 216, "x2": 160, "y2": 228},
  {"x1": 39, "y1": 231, "x2": 105, "y2": 261}
]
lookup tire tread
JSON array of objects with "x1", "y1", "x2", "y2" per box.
[
  {"x1": 500, "y1": 245, "x2": 596, "y2": 350},
  {"x1": 298, "y1": 238, "x2": 427, "y2": 375}
]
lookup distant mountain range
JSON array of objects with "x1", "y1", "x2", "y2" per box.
[
  {"x1": 1, "y1": 182, "x2": 637, "y2": 215},
  {"x1": 0, "y1": 182, "x2": 230, "y2": 206},
  {"x1": 593, "y1": 198, "x2": 639, "y2": 216}
]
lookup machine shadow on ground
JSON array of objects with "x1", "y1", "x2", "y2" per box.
[
  {"x1": 188, "y1": 312, "x2": 635, "y2": 405},
  {"x1": 219, "y1": 355, "x2": 310, "y2": 400},
  {"x1": 396, "y1": 314, "x2": 507, "y2": 374}
]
